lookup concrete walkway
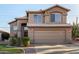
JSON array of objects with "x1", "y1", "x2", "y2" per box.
[
  {"x1": 24, "y1": 47, "x2": 36, "y2": 54},
  {"x1": 24, "y1": 44, "x2": 79, "y2": 54}
]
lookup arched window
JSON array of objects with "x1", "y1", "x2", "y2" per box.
[{"x1": 50, "y1": 13, "x2": 61, "y2": 23}]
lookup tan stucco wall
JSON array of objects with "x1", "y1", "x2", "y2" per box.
[
  {"x1": 65, "y1": 28, "x2": 72, "y2": 43},
  {"x1": 17, "y1": 20, "x2": 27, "y2": 38},
  {"x1": 28, "y1": 28, "x2": 34, "y2": 42},
  {"x1": 10, "y1": 21, "x2": 17, "y2": 37},
  {"x1": 28, "y1": 27, "x2": 72, "y2": 44},
  {"x1": 17, "y1": 19, "x2": 27, "y2": 24},
  {"x1": 29, "y1": 27, "x2": 71, "y2": 31}
]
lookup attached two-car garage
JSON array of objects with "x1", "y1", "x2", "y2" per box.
[
  {"x1": 28, "y1": 26, "x2": 72, "y2": 44},
  {"x1": 34, "y1": 31, "x2": 66, "y2": 44}
]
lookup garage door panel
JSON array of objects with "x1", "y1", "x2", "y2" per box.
[{"x1": 34, "y1": 31, "x2": 65, "y2": 44}]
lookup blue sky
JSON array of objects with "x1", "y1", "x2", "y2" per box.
[{"x1": 0, "y1": 4, "x2": 79, "y2": 32}]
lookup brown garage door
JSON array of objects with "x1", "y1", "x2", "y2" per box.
[{"x1": 34, "y1": 31, "x2": 66, "y2": 44}]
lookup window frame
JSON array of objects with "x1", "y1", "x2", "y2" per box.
[
  {"x1": 50, "y1": 13, "x2": 62, "y2": 23},
  {"x1": 33, "y1": 14, "x2": 43, "y2": 24},
  {"x1": 24, "y1": 27, "x2": 28, "y2": 30},
  {"x1": 13, "y1": 26, "x2": 17, "y2": 31}
]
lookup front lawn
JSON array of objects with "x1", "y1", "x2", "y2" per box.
[{"x1": 0, "y1": 44, "x2": 24, "y2": 54}]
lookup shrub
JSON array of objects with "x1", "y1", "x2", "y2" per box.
[
  {"x1": 9, "y1": 37, "x2": 17, "y2": 46},
  {"x1": 9, "y1": 37, "x2": 22, "y2": 46},
  {"x1": 16, "y1": 37, "x2": 21, "y2": 47},
  {"x1": 22, "y1": 37, "x2": 30, "y2": 47},
  {"x1": 9, "y1": 36, "x2": 30, "y2": 47}
]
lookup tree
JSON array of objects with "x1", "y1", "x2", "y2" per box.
[
  {"x1": 1, "y1": 32, "x2": 10, "y2": 41},
  {"x1": 72, "y1": 22, "x2": 79, "y2": 39}
]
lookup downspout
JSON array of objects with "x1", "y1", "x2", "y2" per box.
[
  {"x1": 16, "y1": 19, "x2": 18, "y2": 38},
  {"x1": 33, "y1": 28, "x2": 35, "y2": 44},
  {"x1": 64, "y1": 28, "x2": 67, "y2": 43}
]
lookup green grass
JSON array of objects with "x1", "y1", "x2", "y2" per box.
[
  {"x1": 0, "y1": 48, "x2": 24, "y2": 53},
  {"x1": 0, "y1": 44, "x2": 7, "y2": 48},
  {"x1": 0, "y1": 44, "x2": 24, "y2": 54}
]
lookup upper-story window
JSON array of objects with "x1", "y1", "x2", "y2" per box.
[
  {"x1": 24, "y1": 27, "x2": 28, "y2": 30},
  {"x1": 21, "y1": 23, "x2": 27, "y2": 30},
  {"x1": 13, "y1": 26, "x2": 17, "y2": 31},
  {"x1": 50, "y1": 13, "x2": 61, "y2": 23},
  {"x1": 34, "y1": 14, "x2": 42, "y2": 24}
]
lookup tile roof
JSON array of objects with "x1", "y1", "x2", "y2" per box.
[
  {"x1": 8, "y1": 20, "x2": 17, "y2": 24},
  {"x1": 9, "y1": 16, "x2": 27, "y2": 24},
  {"x1": 27, "y1": 5, "x2": 70, "y2": 13},
  {"x1": 15, "y1": 16, "x2": 27, "y2": 20}
]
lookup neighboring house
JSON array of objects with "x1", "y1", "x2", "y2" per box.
[
  {"x1": 8, "y1": 16, "x2": 28, "y2": 38},
  {"x1": 9, "y1": 5, "x2": 72, "y2": 44}
]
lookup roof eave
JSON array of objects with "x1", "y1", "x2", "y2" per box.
[
  {"x1": 44, "y1": 5, "x2": 70, "y2": 12},
  {"x1": 8, "y1": 20, "x2": 17, "y2": 24}
]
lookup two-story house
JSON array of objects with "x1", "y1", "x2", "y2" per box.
[{"x1": 9, "y1": 5, "x2": 72, "y2": 44}]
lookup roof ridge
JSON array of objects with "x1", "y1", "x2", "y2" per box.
[{"x1": 27, "y1": 4, "x2": 70, "y2": 13}]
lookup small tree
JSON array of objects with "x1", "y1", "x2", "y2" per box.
[
  {"x1": 72, "y1": 22, "x2": 79, "y2": 39},
  {"x1": 1, "y1": 32, "x2": 10, "y2": 41}
]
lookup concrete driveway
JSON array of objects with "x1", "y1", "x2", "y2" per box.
[{"x1": 24, "y1": 44, "x2": 79, "y2": 54}]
